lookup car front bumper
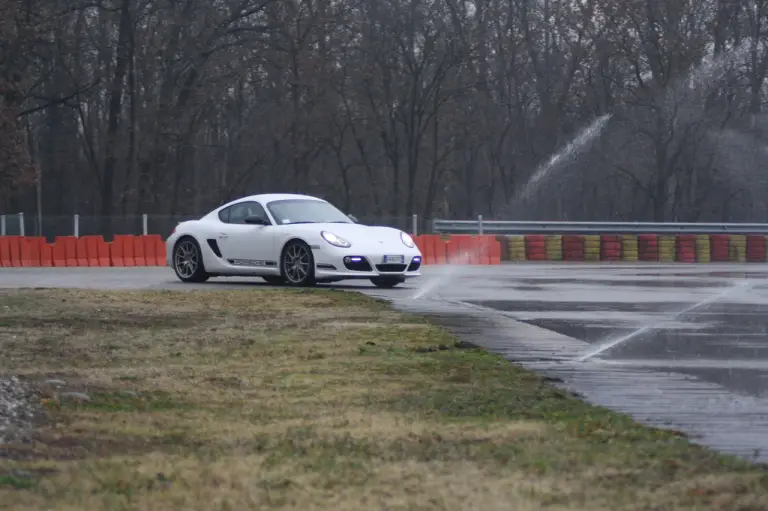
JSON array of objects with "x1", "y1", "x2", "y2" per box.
[{"x1": 311, "y1": 248, "x2": 422, "y2": 280}]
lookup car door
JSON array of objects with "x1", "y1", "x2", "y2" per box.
[{"x1": 216, "y1": 201, "x2": 276, "y2": 269}]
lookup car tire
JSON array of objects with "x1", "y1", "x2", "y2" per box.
[
  {"x1": 262, "y1": 276, "x2": 285, "y2": 286},
  {"x1": 370, "y1": 277, "x2": 404, "y2": 288},
  {"x1": 172, "y1": 236, "x2": 210, "y2": 283},
  {"x1": 280, "y1": 240, "x2": 316, "y2": 287}
]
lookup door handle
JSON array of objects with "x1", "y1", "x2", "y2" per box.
[{"x1": 218, "y1": 233, "x2": 228, "y2": 239}]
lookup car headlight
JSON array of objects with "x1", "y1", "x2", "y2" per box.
[
  {"x1": 321, "y1": 231, "x2": 351, "y2": 248},
  {"x1": 400, "y1": 231, "x2": 415, "y2": 248}
]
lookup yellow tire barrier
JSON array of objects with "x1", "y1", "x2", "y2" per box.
[
  {"x1": 695, "y1": 234, "x2": 711, "y2": 263},
  {"x1": 729, "y1": 234, "x2": 746, "y2": 262},
  {"x1": 508, "y1": 236, "x2": 526, "y2": 261},
  {"x1": 659, "y1": 235, "x2": 676, "y2": 262},
  {"x1": 583, "y1": 235, "x2": 600, "y2": 261},
  {"x1": 545, "y1": 235, "x2": 563, "y2": 261},
  {"x1": 622, "y1": 235, "x2": 638, "y2": 261}
]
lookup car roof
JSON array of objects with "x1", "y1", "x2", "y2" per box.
[
  {"x1": 205, "y1": 193, "x2": 327, "y2": 218},
  {"x1": 244, "y1": 193, "x2": 325, "y2": 204},
  {"x1": 221, "y1": 193, "x2": 325, "y2": 208}
]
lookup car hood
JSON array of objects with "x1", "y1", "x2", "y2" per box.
[{"x1": 291, "y1": 223, "x2": 410, "y2": 248}]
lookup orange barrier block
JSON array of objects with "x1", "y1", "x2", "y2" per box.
[
  {"x1": 490, "y1": 238, "x2": 501, "y2": 264},
  {"x1": 110, "y1": 237, "x2": 125, "y2": 266},
  {"x1": 444, "y1": 238, "x2": 458, "y2": 264},
  {"x1": 422, "y1": 235, "x2": 436, "y2": 264},
  {"x1": 54, "y1": 236, "x2": 78, "y2": 267},
  {"x1": 433, "y1": 236, "x2": 447, "y2": 264},
  {"x1": 0, "y1": 237, "x2": 9, "y2": 267},
  {"x1": 470, "y1": 236, "x2": 482, "y2": 264},
  {"x1": 18, "y1": 237, "x2": 32, "y2": 266},
  {"x1": 113, "y1": 235, "x2": 136, "y2": 266},
  {"x1": 149, "y1": 235, "x2": 166, "y2": 266},
  {"x1": 20, "y1": 237, "x2": 43, "y2": 267},
  {"x1": 484, "y1": 236, "x2": 496, "y2": 264},
  {"x1": 41, "y1": 243, "x2": 53, "y2": 267},
  {"x1": 450, "y1": 236, "x2": 467, "y2": 263},
  {"x1": 134, "y1": 235, "x2": 147, "y2": 266},
  {"x1": 99, "y1": 241, "x2": 111, "y2": 267},
  {"x1": 76, "y1": 237, "x2": 89, "y2": 266},
  {"x1": 83, "y1": 235, "x2": 105, "y2": 266},
  {"x1": 462, "y1": 236, "x2": 478, "y2": 264},
  {"x1": 453, "y1": 235, "x2": 479, "y2": 264},
  {"x1": 414, "y1": 235, "x2": 428, "y2": 264},
  {"x1": 477, "y1": 236, "x2": 491, "y2": 265},
  {"x1": 7, "y1": 236, "x2": 21, "y2": 267},
  {"x1": 143, "y1": 235, "x2": 159, "y2": 267},
  {"x1": 52, "y1": 239, "x2": 67, "y2": 267}
]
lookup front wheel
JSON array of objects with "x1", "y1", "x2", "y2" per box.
[
  {"x1": 281, "y1": 240, "x2": 316, "y2": 287},
  {"x1": 370, "y1": 277, "x2": 404, "y2": 288},
  {"x1": 172, "y1": 237, "x2": 209, "y2": 283}
]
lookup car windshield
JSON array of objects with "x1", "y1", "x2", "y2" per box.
[{"x1": 267, "y1": 199, "x2": 353, "y2": 225}]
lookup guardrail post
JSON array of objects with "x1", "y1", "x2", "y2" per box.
[
  {"x1": 0, "y1": 215, "x2": 5, "y2": 236},
  {"x1": 478, "y1": 214, "x2": 483, "y2": 234},
  {"x1": 18, "y1": 213, "x2": 24, "y2": 236},
  {"x1": 411, "y1": 214, "x2": 418, "y2": 236},
  {"x1": 74, "y1": 214, "x2": 79, "y2": 237}
]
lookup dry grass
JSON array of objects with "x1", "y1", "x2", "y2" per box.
[{"x1": 0, "y1": 288, "x2": 767, "y2": 510}]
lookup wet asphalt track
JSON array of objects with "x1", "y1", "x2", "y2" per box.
[{"x1": 3, "y1": 263, "x2": 768, "y2": 462}]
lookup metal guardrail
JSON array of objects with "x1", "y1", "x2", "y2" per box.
[{"x1": 432, "y1": 219, "x2": 768, "y2": 235}]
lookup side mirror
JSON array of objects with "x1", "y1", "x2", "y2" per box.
[
  {"x1": 244, "y1": 215, "x2": 268, "y2": 225},
  {"x1": 347, "y1": 214, "x2": 359, "y2": 223}
]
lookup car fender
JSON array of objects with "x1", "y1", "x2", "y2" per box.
[{"x1": 168, "y1": 221, "x2": 219, "y2": 264}]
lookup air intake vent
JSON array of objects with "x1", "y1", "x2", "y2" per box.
[{"x1": 206, "y1": 239, "x2": 222, "y2": 258}]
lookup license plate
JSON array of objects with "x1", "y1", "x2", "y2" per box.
[{"x1": 383, "y1": 255, "x2": 404, "y2": 264}]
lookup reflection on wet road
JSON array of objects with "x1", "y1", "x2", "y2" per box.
[{"x1": 467, "y1": 270, "x2": 768, "y2": 398}]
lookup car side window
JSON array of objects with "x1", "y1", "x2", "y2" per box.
[{"x1": 219, "y1": 201, "x2": 269, "y2": 225}]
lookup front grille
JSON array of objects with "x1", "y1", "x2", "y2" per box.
[
  {"x1": 343, "y1": 257, "x2": 372, "y2": 271},
  {"x1": 376, "y1": 263, "x2": 407, "y2": 273}
]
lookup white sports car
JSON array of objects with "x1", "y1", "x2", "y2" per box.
[{"x1": 165, "y1": 193, "x2": 423, "y2": 288}]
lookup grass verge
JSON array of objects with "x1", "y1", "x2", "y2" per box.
[{"x1": 0, "y1": 288, "x2": 766, "y2": 510}]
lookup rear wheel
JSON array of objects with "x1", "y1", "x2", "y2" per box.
[
  {"x1": 172, "y1": 237, "x2": 209, "y2": 283},
  {"x1": 370, "y1": 277, "x2": 404, "y2": 288},
  {"x1": 281, "y1": 240, "x2": 316, "y2": 287},
  {"x1": 262, "y1": 276, "x2": 285, "y2": 286}
]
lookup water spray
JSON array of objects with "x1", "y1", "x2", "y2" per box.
[
  {"x1": 576, "y1": 280, "x2": 753, "y2": 362},
  {"x1": 410, "y1": 251, "x2": 474, "y2": 300},
  {"x1": 518, "y1": 114, "x2": 612, "y2": 202}
]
